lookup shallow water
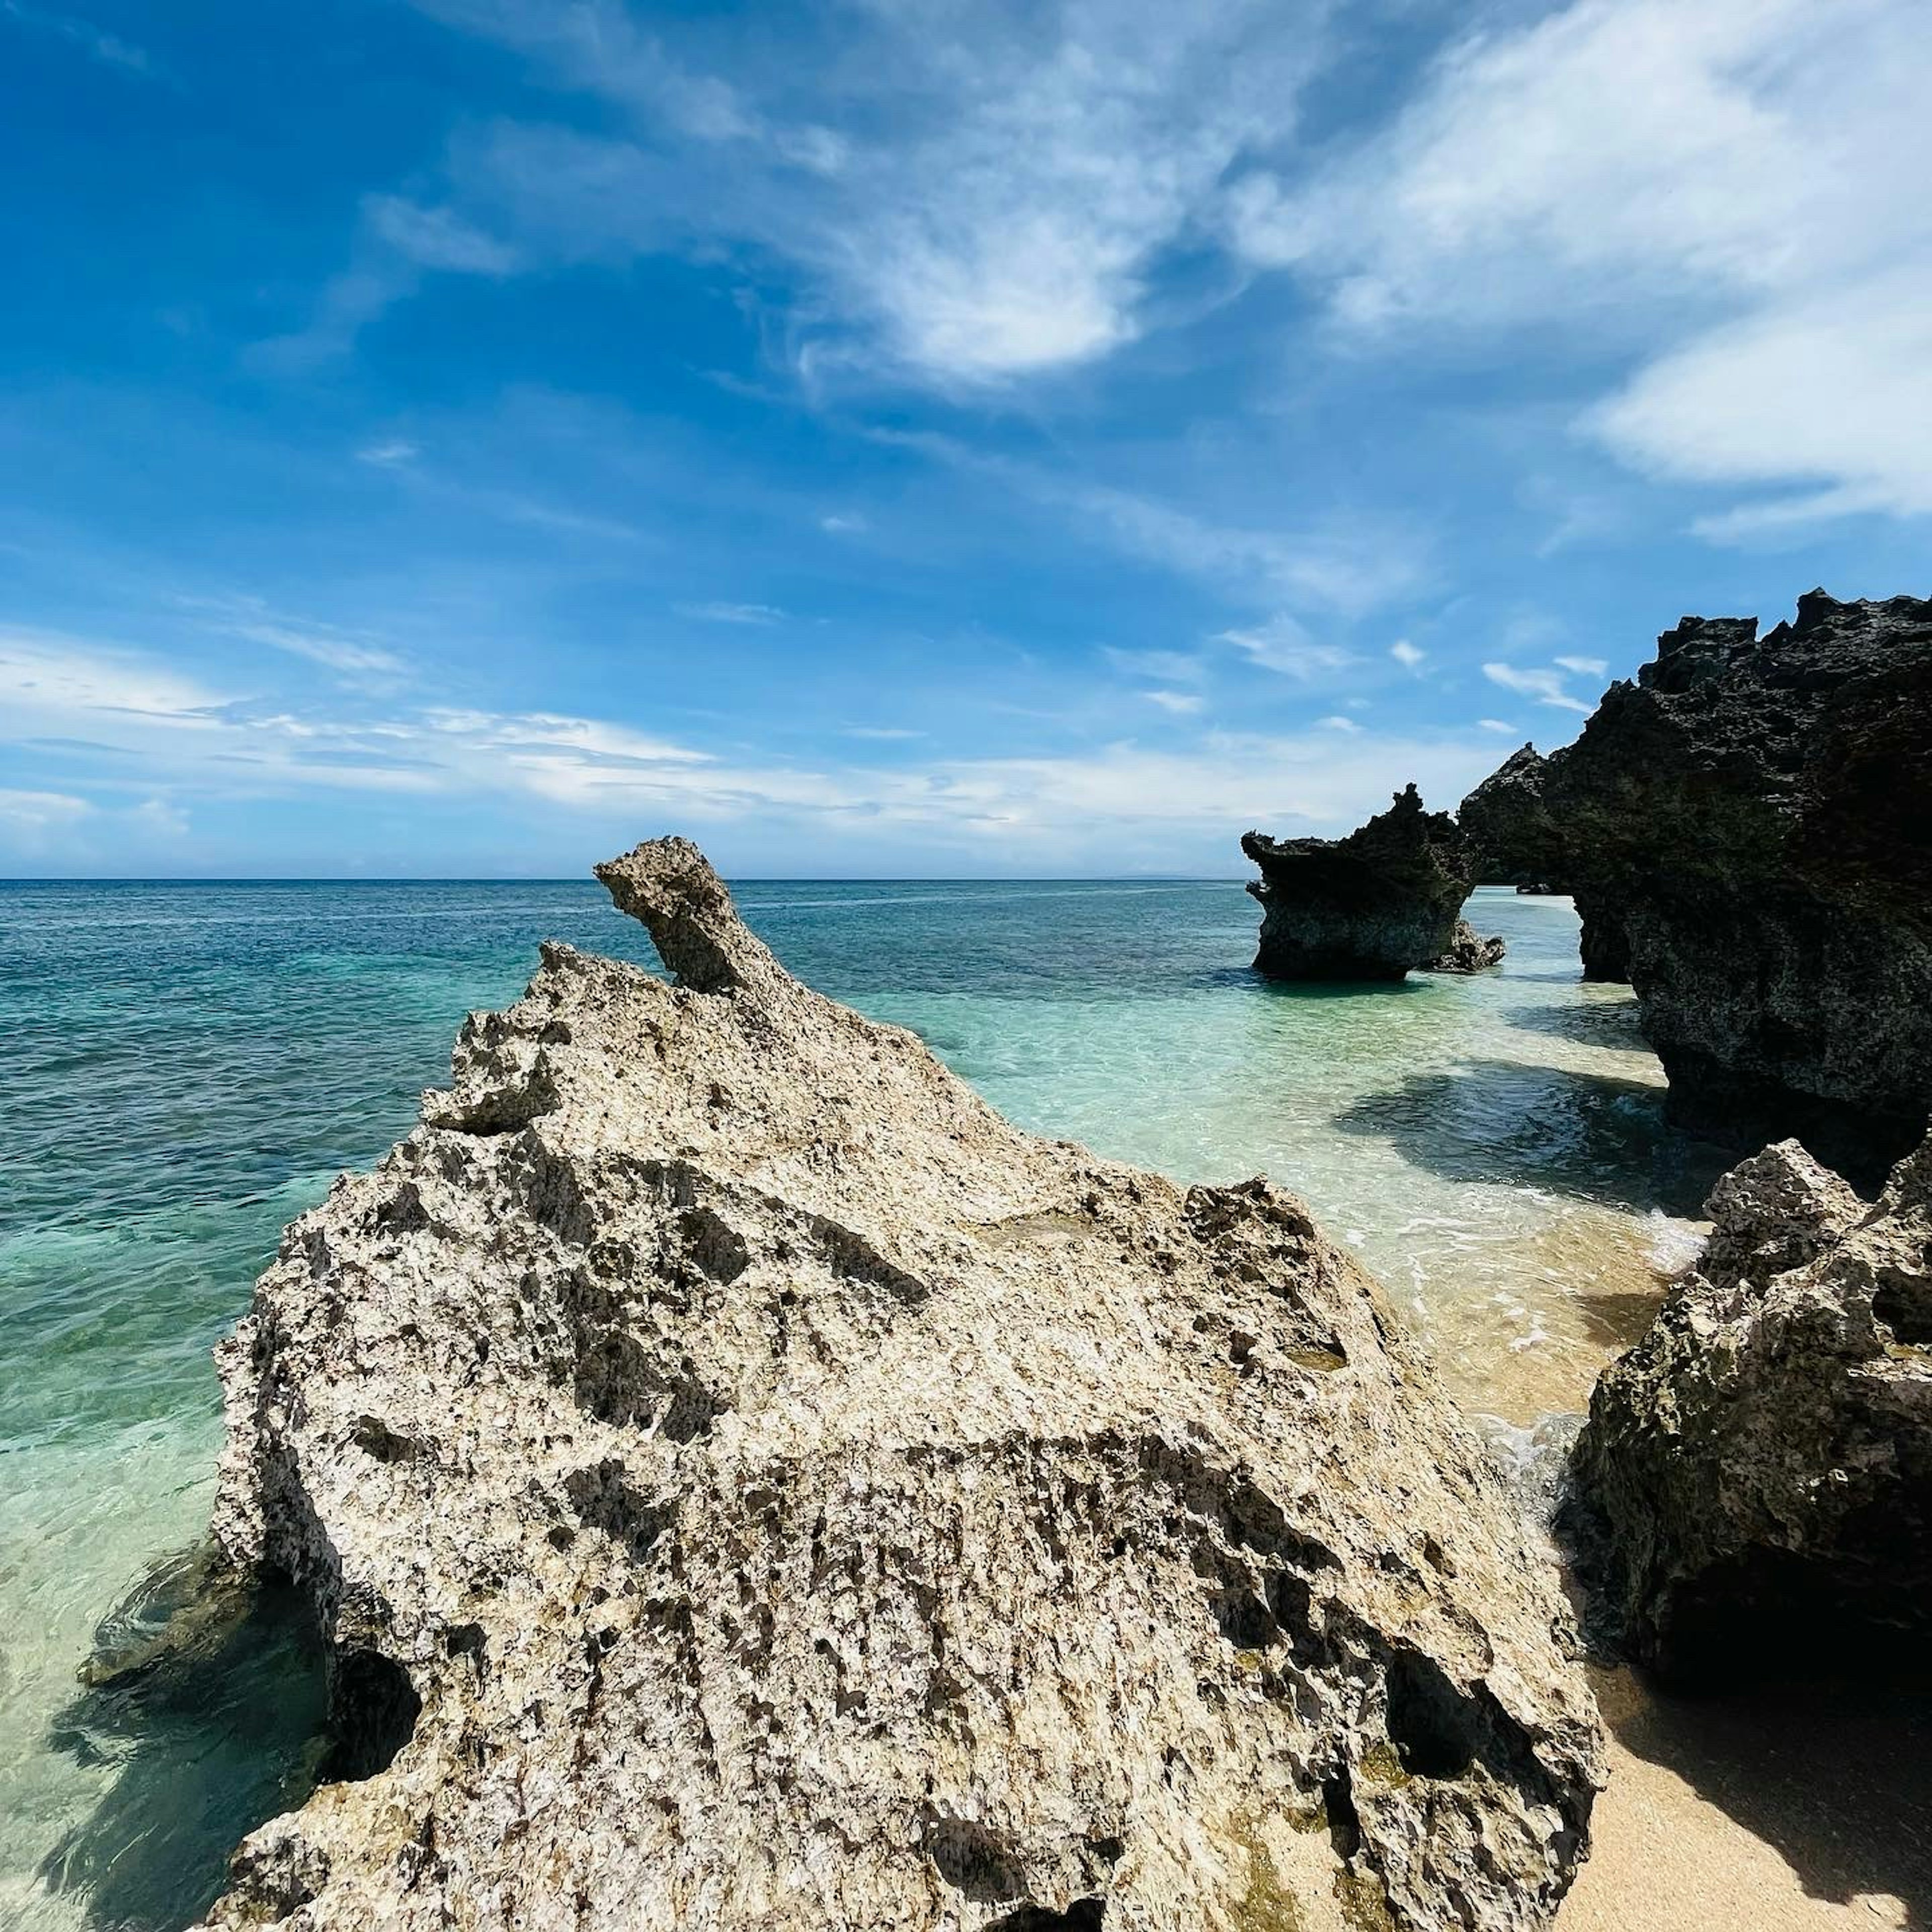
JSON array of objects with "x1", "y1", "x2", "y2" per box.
[{"x1": 0, "y1": 877, "x2": 1727, "y2": 1928}]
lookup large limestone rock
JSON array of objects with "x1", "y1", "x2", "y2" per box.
[
  {"x1": 1242, "y1": 786, "x2": 1491, "y2": 982},
  {"x1": 1564, "y1": 1133, "x2": 1932, "y2": 1686},
  {"x1": 202, "y1": 838, "x2": 1601, "y2": 1932},
  {"x1": 1541, "y1": 591, "x2": 1932, "y2": 1170}
]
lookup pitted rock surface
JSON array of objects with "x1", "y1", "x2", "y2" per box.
[
  {"x1": 1565, "y1": 1133, "x2": 1932, "y2": 1685},
  {"x1": 1242, "y1": 786, "x2": 1477, "y2": 983},
  {"x1": 203, "y1": 837, "x2": 1602, "y2": 1932}
]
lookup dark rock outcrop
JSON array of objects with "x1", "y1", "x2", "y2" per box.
[
  {"x1": 1563, "y1": 1132, "x2": 1932, "y2": 1686},
  {"x1": 1545, "y1": 591, "x2": 1932, "y2": 1172},
  {"x1": 199, "y1": 838, "x2": 1603, "y2": 1932},
  {"x1": 1427, "y1": 921, "x2": 1507, "y2": 975},
  {"x1": 1243, "y1": 785, "x2": 1476, "y2": 982},
  {"x1": 1458, "y1": 746, "x2": 1564, "y2": 889},
  {"x1": 1456, "y1": 747, "x2": 1626, "y2": 980}
]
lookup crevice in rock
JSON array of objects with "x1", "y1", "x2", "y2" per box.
[
  {"x1": 986, "y1": 1903, "x2": 1106, "y2": 1931},
  {"x1": 318, "y1": 1649, "x2": 421, "y2": 1783}
]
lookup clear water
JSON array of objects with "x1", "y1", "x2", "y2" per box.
[{"x1": 0, "y1": 878, "x2": 1727, "y2": 1929}]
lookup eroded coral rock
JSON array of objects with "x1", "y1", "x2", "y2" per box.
[
  {"x1": 203, "y1": 838, "x2": 1602, "y2": 1932},
  {"x1": 1242, "y1": 787, "x2": 1476, "y2": 983},
  {"x1": 1564, "y1": 1133, "x2": 1932, "y2": 1685}
]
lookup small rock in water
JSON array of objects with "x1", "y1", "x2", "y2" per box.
[
  {"x1": 201, "y1": 836, "x2": 1602, "y2": 1932},
  {"x1": 1424, "y1": 921, "x2": 1507, "y2": 976}
]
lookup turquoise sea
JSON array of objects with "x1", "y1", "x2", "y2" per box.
[{"x1": 0, "y1": 877, "x2": 1725, "y2": 1930}]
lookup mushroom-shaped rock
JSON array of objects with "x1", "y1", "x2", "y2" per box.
[
  {"x1": 204, "y1": 838, "x2": 1603, "y2": 1932},
  {"x1": 1243, "y1": 786, "x2": 1477, "y2": 983},
  {"x1": 1563, "y1": 1132, "x2": 1932, "y2": 1686}
]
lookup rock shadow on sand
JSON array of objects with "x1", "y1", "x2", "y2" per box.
[{"x1": 1590, "y1": 1664, "x2": 1932, "y2": 1928}]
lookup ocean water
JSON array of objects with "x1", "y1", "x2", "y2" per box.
[{"x1": 0, "y1": 877, "x2": 1727, "y2": 1930}]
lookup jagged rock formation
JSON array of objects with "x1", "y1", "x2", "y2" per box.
[
  {"x1": 1457, "y1": 747, "x2": 1563, "y2": 892},
  {"x1": 201, "y1": 838, "x2": 1602, "y2": 1932},
  {"x1": 1548, "y1": 592, "x2": 1932, "y2": 1169},
  {"x1": 1455, "y1": 748, "x2": 1626, "y2": 980},
  {"x1": 1425, "y1": 922, "x2": 1507, "y2": 975},
  {"x1": 1243, "y1": 786, "x2": 1477, "y2": 983},
  {"x1": 1564, "y1": 1133, "x2": 1932, "y2": 1686}
]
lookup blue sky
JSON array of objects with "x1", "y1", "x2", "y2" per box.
[{"x1": 2, "y1": 0, "x2": 1927, "y2": 876}]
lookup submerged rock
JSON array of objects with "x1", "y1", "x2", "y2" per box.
[
  {"x1": 1243, "y1": 786, "x2": 1476, "y2": 982},
  {"x1": 1425, "y1": 922, "x2": 1507, "y2": 976},
  {"x1": 202, "y1": 837, "x2": 1602, "y2": 1932},
  {"x1": 1544, "y1": 591, "x2": 1932, "y2": 1168},
  {"x1": 1563, "y1": 1133, "x2": 1932, "y2": 1686}
]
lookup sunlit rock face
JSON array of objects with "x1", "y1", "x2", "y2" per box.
[
  {"x1": 1566, "y1": 1132, "x2": 1932, "y2": 1687},
  {"x1": 1243, "y1": 786, "x2": 1478, "y2": 983},
  {"x1": 202, "y1": 837, "x2": 1602, "y2": 1932}
]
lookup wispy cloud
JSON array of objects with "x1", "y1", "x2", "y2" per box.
[
  {"x1": 4, "y1": 1, "x2": 155, "y2": 77},
  {"x1": 1554, "y1": 653, "x2": 1607, "y2": 677},
  {"x1": 282, "y1": 0, "x2": 1339, "y2": 388},
  {"x1": 1225, "y1": 0, "x2": 1932, "y2": 532},
  {"x1": 1217, "y1": 616, "x2": 1357, "y2": 681},
  {"x1": 0, "y1": 629, "x2": 1516, "y2": 862},
  {"x1": 1478, "y1": 717, "x2": 1518, "y2": 734},
  {"x1": 1482, "y1": 661, "x2": 1595, "y2": 715},
  {"x1": 1144, "y1": 689, "x2": 1205, "y2": 715},
  {"x1": 674, "y1": 600, "x2": 786, "y2": 625},
  {"x1": 1389, "y1": 638, "x2": 1424, "y2": 669}
]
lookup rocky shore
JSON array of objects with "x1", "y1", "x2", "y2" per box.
[
  {"x1": 1461, "y1": 591, "x2": 1932, "y2": 1171},
  {"x1": 199, "y1": 839, "x2": 1601, "y2": 1932},
  {"x1": 1563, "y1": 1130, "x2": 1932, "y2": 1686}
]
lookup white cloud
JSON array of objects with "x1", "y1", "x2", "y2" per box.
[
  {"x1": 0, "y1": 630, "x2": 229, "y2": 723},
  {"x1": 1478, "y1": 717, "x2": 1518, "y2": 734},
  {"x1": 1553, "y1": 654, "x2": 1607, "y2": 677},
  {"x1": 365, "y1": 194, "x2": 521, "y2": 275},
  {"x1": 1, "y1": 630, "x2": 1515, "y2": 859},
  {"x1": 0, "y1": 786, "x2": 93, "y2": 828},
  {"x1": 1317, "y1": 714, "x2": 1360, "y2": 733},
  {"x1": 1482, "y1": 661, "x2": 1594, "y2": 715},
  {"x1": 842, "y1": 725, "x2": 924, "y2": 741},
  {"x1": 1217, "y1": 616, "x2": 1357, "y2": 681},
  {"x1": 1103, "y1": 646, "x2": 1206, "y2": 684},
  {"x1": 820, "y1": 512, "x2": 868, "y2": 534},
  {"x1": 306, "y1": 0, "x2": 1339, "y2": 387},
  {"x1": 359, "y1": 439, "x2": 420, "y2": 467},
  {"x1": 1145, "y1": 689, "x2": 1205, "y2": 714},
  {"x1": 1389, "y1": 638, "x2": 1424, "y2": 668},
  {"x1": 674, "y1": 601, "x2": 786, "y2": 625},
  {"x1": 1231, "y1": 0, "x2": 1932, "y2": 529},
  {"x1": 4, "y1": 2, "x2": 155, "y2": 77}
]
